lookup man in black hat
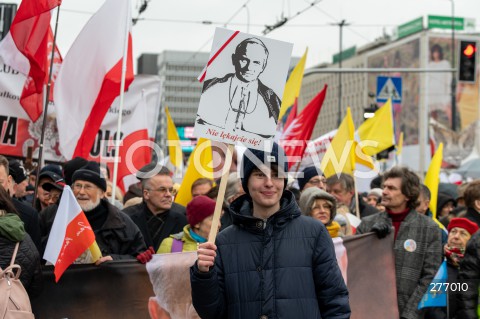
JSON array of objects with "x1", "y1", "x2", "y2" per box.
[
  {"x1": 0, "y1": 156, "x2": 41, "y2": 252},
  {"x1": 41, "y1": 161, "x2": 146, "y2": 264},
  {"x1": 191, "y1": 143, "x2": 350, "y2": 319},
  {"x1": 8, "y1": 159, "x2": 29, "y2": 202},
  {"x1": 123, "y1": 162, "x2": 187, "y2": 251}
]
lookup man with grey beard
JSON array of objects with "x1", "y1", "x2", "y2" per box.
[{"x1": 41, "y1": 161, "x2": 146, "y2": 265}]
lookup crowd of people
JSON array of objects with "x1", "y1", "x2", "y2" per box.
[{"x1": 1, "y1": 142, "x2": 480, "y2": 318}]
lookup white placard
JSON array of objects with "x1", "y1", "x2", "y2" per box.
[{"x1": 194, "y1": 27, "x2": 293, "y2": 151}]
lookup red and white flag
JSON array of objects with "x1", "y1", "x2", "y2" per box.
[
  {"x1": 0, "y1": 0, "x2": 61, "y2": 122},
  {"x1": 44, "y1": 26, "x2": 62, "y2": 102},
  {"x1": 54, "y1": 0, "x2": 134, "y2": 160},
  {"x1": 43, "y1": 186, "x2": 98, "y2": 282},
  {"x1": 88, "y1": 76, "x2": 160, "y2": 192},
  {"x1": 281, "y1": 85, "x2": 327, "y2": 168}
]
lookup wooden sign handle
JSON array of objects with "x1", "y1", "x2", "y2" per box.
[{"x1": 208, "y1": 143, "x2": 235, "y2": 243}]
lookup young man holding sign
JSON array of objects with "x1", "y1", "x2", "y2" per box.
[{"x1": 190, "y1": 142, "x2": 350, "y2": 319}]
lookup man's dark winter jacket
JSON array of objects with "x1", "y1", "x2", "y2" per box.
[
  {"x1": 190, "y1": 191, "x2": 350, "y2": 319},
  {"x1": 123, "y1": 201, "x2": 187, "y2": 251}
]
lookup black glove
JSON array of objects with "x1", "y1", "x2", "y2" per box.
[{"x1": 371, "y1": 222, "x2": 391, "y2": 239}]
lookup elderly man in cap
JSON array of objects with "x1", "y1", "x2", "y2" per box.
[
  {"x1": 191, "y1": 142, "x2": 350, "y2": 319},
  {"x1": 123, "y1": 162, "x2": 187, "y2": 252},
  {"x1": 41, "y1": 161, "x2": 146, "y2": 263}
]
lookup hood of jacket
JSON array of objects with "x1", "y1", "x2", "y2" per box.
[
  {"x1": 229, "y1": 190, "x2": 300, "y2": 233},
  {"x1": 0, "y1": 213, "x2": 26, "y2": 242}
]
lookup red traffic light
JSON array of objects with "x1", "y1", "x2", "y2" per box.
[{"x1": 463, "y1": 44, "x2": 476, "y2": 58}]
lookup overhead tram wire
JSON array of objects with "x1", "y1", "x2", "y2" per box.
[
  {"x1": 165, "y1": 0, "x2": 255, "y2": 101},
  {"x1": 262, "y1": 0, "x2": 323, "y2": 35}
]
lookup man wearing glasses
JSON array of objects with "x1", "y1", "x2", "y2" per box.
[
  {"x1": 123, "y1": 163, "x2": 187, "y2": 251},
  {"x1": 297, "y1": 166, "x2": 327, "y2": 192}
]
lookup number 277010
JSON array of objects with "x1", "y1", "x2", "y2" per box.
[{"x1": 429, "y1": 282, "x2": 468, "y2": 292}]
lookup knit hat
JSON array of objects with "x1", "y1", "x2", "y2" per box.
[
  {"x1": 299, "y1": 187, "x2": 337, "y2": 224},
  {"x1": 297, "y1": 166, "x2": 322, "y2": 190},
  {"x1": 368, "y1": 188, "x2": 383, "y2": 199},
  {"x1": 8, "y1": 159, "x2": 27, "y2": 184},
  {"x1": 240, "y1": 142, "x2": 288, "y2": 195},
  {"x1": 71, "y1": 161, "x2": 107, "y2": 191},
  {"x1": 186, "y1": 195, "x2": 216, "y2": 227},
  {"x1": 63, "y1": 157, "x2": 88, "y2": 186},
  {"x1": 448, "y1": 217, "x2": 479, "y2": 236}
]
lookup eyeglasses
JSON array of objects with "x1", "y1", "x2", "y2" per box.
[
  {"x1": 45, "y1": 193, "x2": 60, "y2": 202},
  {"x1": 146, "y1": 187, "x2": 174, "y2": 194},
  {"x1": 73, "y1": 183, "x2": 96, "y2": 192},
  {"x1": 307, "y1": 178, "x2": 327, "y2": 186}
]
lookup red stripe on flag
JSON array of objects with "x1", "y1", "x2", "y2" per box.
[
  {"x1": 199, "y1": 30, "x2": 240, "y2": 82},
  {"x1": 54, "y1": 212, "x2": 95, "y2": 282},
  {"x1": 72, "y1": 35, "x2": 134, "y2": 158}
]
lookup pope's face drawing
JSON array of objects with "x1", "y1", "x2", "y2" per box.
[{"x1": 233, "y1": 42, "x2": 267, "y2": 83}]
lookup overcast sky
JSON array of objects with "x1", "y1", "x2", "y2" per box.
[{"x1": 10, "y1": 0, "x2": 479, "y2": 69}]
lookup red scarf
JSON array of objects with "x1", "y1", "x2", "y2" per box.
[
  {"x1": 444, "y1": 245, "x2": 465, "y2": 267},
  {"x1": 387, "y1": 208, "x2": 410, "y2": 240}
]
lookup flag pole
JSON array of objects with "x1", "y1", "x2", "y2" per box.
[
  {"x1": 33, "y1": 4, "x2": 61, "y2": 208},
  {"x1": 111, "y1": 1, "x2": 131, "y2": 205}
]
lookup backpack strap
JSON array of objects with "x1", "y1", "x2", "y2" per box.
[
  {"x1": 170, "y1": 238, "x2": 184, "y2": 253},
  {"x1": 10, "y1": 242, "x2": 20, "y2": 266}
]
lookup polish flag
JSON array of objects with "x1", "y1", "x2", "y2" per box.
[
  {"x1": 54, "y1": 0, "x2": 134, "y2": 160},
  {"x1": 44, "y1": 26, "x2": 62, "y2": 102},
  {"x1": 43, "y1": 186, "x2": 100, "y2": 282},
  {"x1": 0, "y1": 0, "x2": 61, "y2": 122}
]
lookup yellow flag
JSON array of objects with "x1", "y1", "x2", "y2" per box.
[
  {"x1": 396, "y1": 132, "x2": 404, "y2": 155},
  {"x1": 88, "y1": 241, "x2": 102, "y2": 262},
  {"x1": 424, "y1": 143, "x2": 443, "y2": 220},
  {"x1": 174, "y1": 138, "x2": 214, "y2": 206},
  {"x1": 321, "y1": 108, "x2": 356, "y2": 178},
  {"x1": 357, "y1": 99, "x2": 395, "y2": 156},
  {"x1": 278, "y1": 48, "x2": 308, "y2": 120},
  {"x1": 166, "y1": 106, "x2": 183, "y2": 168}
]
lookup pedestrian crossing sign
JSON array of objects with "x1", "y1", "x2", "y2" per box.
[{"x1": 376, "y1": 76, "x2": 402, "y2": 103}]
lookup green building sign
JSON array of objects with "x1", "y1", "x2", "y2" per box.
[
  {"x1": 428, "y1": 15, "x2": 475, "y2": 31},
  {"x1": 332, "y1": 46, "x2": 356, "y2": 64}
]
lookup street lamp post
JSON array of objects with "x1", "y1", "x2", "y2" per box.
[{"x1": 335, "y1": 20, "x2": 350, "y2": 127}]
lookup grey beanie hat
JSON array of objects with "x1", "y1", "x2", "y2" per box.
[{"x1": 299, "y1": 187, "x2": 337, "y2": 224}]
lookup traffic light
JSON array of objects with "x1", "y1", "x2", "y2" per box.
[{"x1": 459, "y1": 40, "x2": 477, "y2": 83}]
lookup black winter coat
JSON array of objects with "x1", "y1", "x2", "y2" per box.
[
  {"x1": 13, "y1": 198, "x2": 41, "y2": 252},
  {"x1": 190, "y1": 191, "x2": 350, "y2": 319},
  {"x1": 456, "y1": 231, "x2": 480, "y2": 319},
  {"x1": 123, "y1": 201, "x2": 187, "y2": 251},
  {"x1": 0, "y1": 234, "x2": 42, "y2": 297}
]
